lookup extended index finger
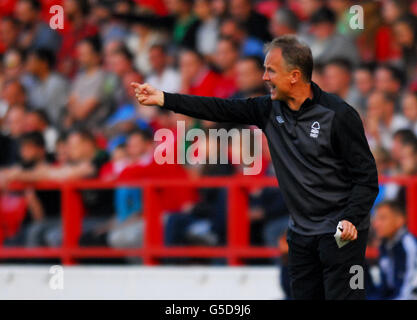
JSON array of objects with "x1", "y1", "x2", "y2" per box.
[{"x1": 130, "y1": 82, "x2": 142, "y2": 89}]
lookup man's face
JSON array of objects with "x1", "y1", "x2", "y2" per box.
[
  {"x1": 25, "y1": 54, "x2": 42, "y2": 75},
  {"x1": 109, "y1": 53, "x2": 130, "y2": 76},
  {"x1": 373, "y1": 205, "x2": 405, "y2": 239},
  {"x1": 402, "y1": 94, "x2": 417, "y2": 122},
  {"x1": 367, "y1": 92, "x2": 388, "y2": 120},
  {"x1": 236, "y1": 60, "x2": 263, "y2": 92},
  {"x1": 179, "y1": 51, "x2": 201, "y2": 82},
  {"x1": 310, "y1": 22, "x2": 334, "y2": 40},
  {"x1": 64, "y1": 0, "x2": 79, "y2": 17},
  {"x1": 354, "y1": 69, "x2": 373, "y2": 96},
  {"x1": 215, "y1": 40, "x2": 239, "y2": 72},
  {"x1": 20, "y1": 142, "x2": 43, "y2": 163},
  {"x1": 399, "y1": 144, "x2": 417, "y2": 175},
  {"x1": 127, "y1": 134, "x2": 148, "y2": 158},
  {"x1": 67, "y1": 134, "x2": 94, "y2": 162},
  {"x1": 2, "y1": 81, "x2": 25, "y2": 106},
  {"x1": 230, "y1": 0, "x2": 251, "y2": 21},
  {"x1": 263, "y1": 48, "x2": 293, "y2": 100},
  {"x1": 375, "y1": 68, "x2": 399, "y2": 94},
  {"x1": 15, "y1": 1, "x2": 36, "y2": 25},
  {"x1": 220, "y1": 20, "x2": 238, "y2": 39},
  {"x1": 149, "y1": 47, "x2": 166, "y2": 73},
  {"x1": 394, "y1": 22, "x2": 414, "y2": 48},
  {"x1": 391, "y1": 136, "x2": 404, "y2": 163},
  {"x1": 6, "y1": 107, "x2": 26, "y2": 138},
  {"x1": 24, "y1": 113, "x2": 44, "y2": 132},
  {"x1": 0, "y1": 19, "x2": 19, "y2": 48},
  {"x1": 323, "y1": 65, "x2": 350, "y2": 95},
  {"x1": 77, "y1": 42, "x2": 98, "y2": 69}
]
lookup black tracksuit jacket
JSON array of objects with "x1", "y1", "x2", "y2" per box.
[{"x1": 162, "y1": 82, "x2": 379, "y2": 235}]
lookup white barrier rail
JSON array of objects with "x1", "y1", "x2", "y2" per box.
[{"x1": 0, "y1": 266, "x2": 283, "y2": 300}]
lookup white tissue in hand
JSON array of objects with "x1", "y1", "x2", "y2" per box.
[{"x1": 334, "y1": 221, "x2": 350, "y2": 248}]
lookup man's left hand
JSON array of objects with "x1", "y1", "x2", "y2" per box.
[{"x1": 340, "y1": 220, "x2": 358, "y2": 241}]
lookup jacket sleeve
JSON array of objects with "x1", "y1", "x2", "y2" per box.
[
  {"x1": 163, "y1": 92, "x2": 271, "y2": 129},
  {"x1": 331, "y1": 104, "x2": 379, "y2": 227}
]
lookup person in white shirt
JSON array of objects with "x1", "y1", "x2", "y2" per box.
[
  {"x1": 145, "y1": 44, "x2": 181, "y2": 93},
  {"x1": 402, "y1": 91, "x2": 417, "y2": 136},
  {"x1": 365, "y1": 91, "x2": 409, "y2": 150}
]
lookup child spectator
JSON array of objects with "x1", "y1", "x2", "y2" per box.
[{"x1": 369, "y1": 201, "x2": 417, "y2": 299}]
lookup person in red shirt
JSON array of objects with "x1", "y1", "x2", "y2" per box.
[
  {"x1": 213, "y1": 37, "x2": 239, "y2": 98},
  {"x1": 118, "y1": 128, "x2": 198, "y2": 213},
  {"x1": 178, "y1": 48, "x2": 220, "y2": 97},
  {"x1": 57, "y1": 0, "x2": 98, "y2": 77}
]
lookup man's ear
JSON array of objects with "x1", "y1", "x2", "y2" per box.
[{"x1": 290, "y1": 69, "x2": 302, "y2": 84}]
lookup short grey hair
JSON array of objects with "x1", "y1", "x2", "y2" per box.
[{"x1": 265, "y1": 35, "x2": 313, "y2": 83}]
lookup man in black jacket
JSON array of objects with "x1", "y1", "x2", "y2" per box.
[{"x1": 131, "y1": 35, "x2": 379, "y2": 300}]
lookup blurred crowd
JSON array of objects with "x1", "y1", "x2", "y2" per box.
[{"x1": 1, "y1": 0, "x2": 417, "y2": 263}]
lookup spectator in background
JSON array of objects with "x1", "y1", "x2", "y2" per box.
[
  {"x1": 233, "y1": 55, "x2": 267, "y2": 99},
  {"x1": 24, "y1": 48, "x2": 69, "y2": 126},
  {"x1": 124, "y1": 16, "x2": 166, "y2": 76},
  {"x1": 366, "y1": 91, "x2": 409, "y2": 150},
  {"x1": 107, "y1": 44, "x2": 142, "y2": 106},
  {"x1": 297, "y1": 0, "x2": 325, "y2": 21},
  {"x1": 179, "y1": 48, "x2": 219, "y2": 96},
  {"x1": 103, "y1": 39, "x2": 123, "y2": 71},
  {"x1": 391, "y1": 129, "x2": 417, "y2": 171},
  {"x1": 388, "y1": 137, "x2": 417, "y2": 206},
  {"x1": 269, "y1": 7, "x2": 300, "y2": 39},
  {"x1": 327, "y1": 0, "x2": 357, "y2": 38},
  {"x1": 146, "y1": 44, "x2": 181, "y2": 93},
  {"x1": 353, "y1": 63, "x2": 375, "y2": 114},
  {"x1": 105, "y1": 130, "x2": 155, "y2": 249},
  {"x1": 1, "y1": 105, "x2": 27, "y2": 166},
  {"x1": 374, "y1": 64, "x2": 404, "y2": 112},
  {"x1": 193, "y1": 0, "x2": 219, "y2": 59},
  {"x1": 229, "y1": 0, "x2": 271, "y2": 42},
  {"x1": 104, "y1": 71, "x2": 149, "y2": 153},
  {"x1": 58, "y1": 0, "x2": 98, "y2": 77},
  {"x1": 54, "y1": 133, "x2": 69, "y2": 166},
  {"x1": 14, "y1": 0, "x2": 61, "y2": 53},
  {"x1": 1, "y1": 131, "x2": 60, "y2": 247},
  {"x1": 369, "y1": 201, "x2": 417, "y2": 300},
  {"x1": 305, "y1": 6, "x2": 359, "y2": 67},
  {"x1": 219, "y1": 17, "x2": 264, "y2": 59},
  {"x1": 90, "y1": 0, "x2": 129, "y2": 45},
  {"x1": 24, "y1": 110, "x2": 58, "y2": 154},
  {"x1": 165, "y1": 0, "x2": 200, "y2": 50},
  {"x1": 402, "y1": 91, "x2": 417, "y2": 135},
  {"x1": 213, "y1": 37, "x2": 239, "y2": 98},
  {"x1": 211, "y1": 0, "x2": 229, "y2": 20},
  {"x1": 65, "y1": 36, "x2": 116, "y2": 131},
  {"x1": 2, "y1": 49, "x2": 25, "y2": 79},
  {"x1": 323, "y1": 58, "x2": 361, "y2": 112},
  {"x1": 393, "y1": 15, "x2": 417, "y2": 81},
  {"x1": 371, "y1": 146, "x2": 394, "y2": 212},
  {"x1": 0, "y1": 78, "x2": 26, "y2": 118},
  {"x1": 9, "y1": 129, "x2": 114, "y2": 247},
  {"x1": 0, "y1": 17, "x2": 20, "y2": 52}
]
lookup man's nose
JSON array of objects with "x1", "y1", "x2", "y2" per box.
[{"x1": 262, "y1": 71, "x2": 269, "y2": 81}]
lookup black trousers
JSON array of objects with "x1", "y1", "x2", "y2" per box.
[{"x1": 286, "y1": 227, "x2": 368, "y2": 300}]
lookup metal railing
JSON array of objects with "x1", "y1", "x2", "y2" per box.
[{"x1": 1, "y1": 175, "x2": 415, "y2": 265}]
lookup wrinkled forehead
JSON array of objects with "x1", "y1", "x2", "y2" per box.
[{"x1": 264, "y1": 47, "x2": 285, "y2": 68}]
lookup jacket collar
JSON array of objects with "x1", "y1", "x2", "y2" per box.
[{"x1": 275, "y1": 81, "x2": 322, "y2": 115}]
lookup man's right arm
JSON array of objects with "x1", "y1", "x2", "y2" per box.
[{"x1": 162, "y1": 92, "x2": 271, "y2": 129}]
